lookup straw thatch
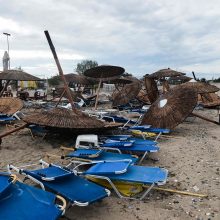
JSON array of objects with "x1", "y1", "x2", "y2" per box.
[
  {"x1": 0, "y1": 97, "x2": 23, "y2": 115},
  {"x1": 84, "y1": 65, "x2": 125, "y2": 80},
  {"x1": 199, "y1": 93, "x2": 220, "y2": 107},
  {"x1": 109, "y1": 76, "x2": 133, "y2": 85},
  {"x1": 112, "y1": 81, "x2": 142, "y2": 107},
  {"x1": 144, "y1": 77, "x2": 159, "y2": 104},
  {"x1": 55, "y1": 87, "x2": 84, "y2": 101},
  {"x1": 148, "y1": 68, "x2": 185, "y2": 79},
  {"x1": 23, "y1": 107, "x2": 105, "y2": 129},
  {"x1": 136, "y1": 89, "x2": 150, "y2": 104},
  {"x1": 63, "y1": 73, "x2": 92, "y2": 85},
  {"x1": 141, "y1": 87, "x2": 197, "y2": 129},
  {"x1": 178, "y1": 80, "x2": 219, "y2": 94},
  {"x1": 0, "y1": 70, "x2": 41, "y2": 81}
]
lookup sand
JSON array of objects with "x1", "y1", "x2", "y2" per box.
[{"x1": 0, "y1": 103, "x2": 220, "y2": 219}]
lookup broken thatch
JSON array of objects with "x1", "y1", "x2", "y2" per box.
[
  {"x1": 84, "y1": 65, "x2": 125, "y2": 80},
  {"x1": 178, "y1": 80, "x2": 220, "y2": 94},
  {"x1": 169, "y1": 75, "x2": 192, "y2": 83},
  {"x1": 23, "y1": 107, "x2": 105, "y2": 129},
  {"x1": 136, "y1": 89, "x2": 151, "y2": 104},
  {"x1": 0, "y1": 97, "x2": 23, "y2": 115},
  {"x1": 141, "y1": 87, "x2": 198, "y2": 129},
  {"x1": 0, "y1": 70, "x2": 41, "y2": 81},
  {"x1": 55, "y1": 87, "x2": 84, "y2": 102},
  {"x1": 112, "y1": 81, "x2": 142, "y2": 107},
  {"x1": 144, "y1": 77, "x2": 159, "y2": 104},
  {"x1": 198, "y1": 93, "x2": 220, "y2": 107},
  {"x1": 148, "y1": 68, "x2": 185, "y2": 79}
]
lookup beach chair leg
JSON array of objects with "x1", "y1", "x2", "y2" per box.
[
  {"x1": 140, "y1": 183, "x2": 155, "y2": 200},
  {"x1": 155, "y1": 132, "x2": 162, "y2": 141},
  {"x1": 138, "y1": 151, "x2": 148, "y2": 164}
]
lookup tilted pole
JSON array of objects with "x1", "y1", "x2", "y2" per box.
[{"x1": 44, "y1": 30, "x2": 75, "y2": 110}]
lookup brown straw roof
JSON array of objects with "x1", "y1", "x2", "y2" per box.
[
  {"x1": 144, "y1": 77, "x2": 159, "y2": 104},
  {"x1": 141, "y1": 87, "x2": 197, "y2": 129},
  {"x1": 109, "y1": 76, "x2": 133, "y2": 85},
  {"x1": 84, "y1": 65, "x2": 125, "y2": 80},
  {"x1": 112, "y1": 81, "x2": 142, "y2": 107},
  {"x1": 0, "y1": 70, "x2": 41, "y2": 81},
  {"x1": 178, "y1": 80, "x2": 220, "y2": 94},
  {"x1": 0, "y1": 97, "x2": 23, "y2": 115},
  {"x1": 169, "y1": 75, "x2": 192, "y2": 83},
  {"x1": 23, "y1": 107, "x2": 105, "y2": 129},
  {"x1": 136, "y1": 89, "x2": 150, "y2": 104},
  {"x1": 64, "y1": 73, "x2": 92, "y2": 85},
  {"x1": 148, "y1": 68, "x2": 185, "y2": 79},
  {"x1": 55, "y1": 87, "x2": 84, "y2": 102}
]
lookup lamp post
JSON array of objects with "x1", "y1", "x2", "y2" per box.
[{"x1": 3, "y1": 32, "x2": 11, "y2": 69}]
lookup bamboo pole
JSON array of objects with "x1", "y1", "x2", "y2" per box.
[
  {"x1": 44, "y1": 31, "x2": 75, "y2": 110},
  {"x1": 94, "y1": 79, "x2": 102, "y2": 110},
  {"x1": 191, "y1": 112, "x2": 219, "y2": 125},
  {"x1": 55, "y1": 89, "x2": 66, "y2": 107},
  {"x1": 143, "y1": 185, "x2": 208, "y2": 198}
]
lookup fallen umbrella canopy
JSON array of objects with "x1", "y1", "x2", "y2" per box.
[
  {"x1": 0, "y1": 97, "x2": 23, "y2": 115},
  {"x1": 141, "y1": 87, "x2": 198, "y2": 129}
]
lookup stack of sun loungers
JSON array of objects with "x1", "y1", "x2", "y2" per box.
[{"x1": 3, "y1": 131, "x2": 168, "y2": 218}]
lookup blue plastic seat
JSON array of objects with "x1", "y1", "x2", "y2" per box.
[
  {"x1": 22, "y1": 164, "x2": 109, "y2": 206},
  {"x1": 0, "y1": 174, "x2": 63, "y2": 220}
]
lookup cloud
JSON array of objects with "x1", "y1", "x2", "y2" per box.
[{"x1": 0, "y1": 0, "x2": 220, "y2": 79}]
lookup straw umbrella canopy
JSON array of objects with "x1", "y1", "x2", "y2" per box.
[
  {"x1": 23, "y1": 107, "x2": 105, "y2": 129},
  {"x1": 178, "y1": 79, "x2": 220, "y2": 94},
  {"x1": 169, "y1": 75, "x2": 192, "y2": 83},
  {"x1": 141, "y1": 87, "x2": 198, "y2": 129},
  {"x1": 0, "y1": 97, "x2": 23, "y2": 115},
  {"x1": 148, "y1": 68, "x2": 185, "y2": 79},
  {"x1": 136, "y1": 89, "x2": 150, "y2": 104},
  {"x1": 112, "y1": 81, "x2": 142, "y2": 107},
  {"x1": 0, "y1": 70, "x2": 41, "y2": 81},
  {"x1": 144, "y1": 76, "x2": 159, "y2": 104},
  {"x1": 84, "y1": 65, "x2": 125, "y2": 109},
  {"x1": 63, "y1": 73, "x2": 92, "y2": 85},
  {"x1": 55, "y1": 87, "x2": 84, "y2": 102}
]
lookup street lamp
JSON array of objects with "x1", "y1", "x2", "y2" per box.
[{"x1": 3, "y1": 32, "x2": 11, "y2": 69}]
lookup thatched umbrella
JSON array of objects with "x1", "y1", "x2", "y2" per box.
[
  {"x1": 23, "y1": 107, "x2": 122, "y2": 133},
  {"x1": 144, "y1": 76, "x2": 159, "y2": 104},
  {"x1": 84, "y1": 65, "x2": 125, "y2": 109},
  {"x1": 0, "y1": 70, "x2": 41, "y2": 81},
  {"x1": 169, "y1": 75, "x2": 192, "y2": 83},
  {"x1": 141, "y1": 87, "x2": 198, "y2": 129},
  {"x1": 112, "y1": 81, "x2": 142, "y2": 107},
  {"x1": 55, "y1": 87, "x2": 84, "y2": 102},
  {"x1": 0, "y1": 97, "x2": 23, "y2": 115},
  {"x1": 178, "y1": 79, "x2": 219, "y2": 94},
  {"x1": 148, "y1": 68, "x2": 185, "y2": 79},
  {"x1": 136, "y1": 89, "x2": 150, "y2": 104},
  {"x1": 0, "y1": 70, "x2": 41, "y2": 97},
  {"x1": 23, "y1": 107, "x2": 104, "y2": 129}
]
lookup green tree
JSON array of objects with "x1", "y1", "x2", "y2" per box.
[
  {"x1": 75, "y1": 60, "x2": 98, "y2": 75},
  {"x1": 48, "y1": 75, "x2": 61, "y2": 86}
]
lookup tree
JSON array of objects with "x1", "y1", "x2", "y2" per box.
[
  {"x1": 75, "y1": 60, "x2": 98, "y2": 75},
  {"x1": 48, "y1": 75, "x2": 61, "y2": 86}
]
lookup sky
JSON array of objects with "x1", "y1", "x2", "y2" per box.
[{"x1": 0, "y1": 0, "x2": 220, "y2": 79}]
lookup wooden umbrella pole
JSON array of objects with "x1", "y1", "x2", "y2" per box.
[
  {"x1": 94, "y1": 79, "x2": 102, "y2": 110},
  {"x1": 0, "y1": 80, "x2": 10, "y2": 97},
  {"x1": 44, "y1": 30, "x2": 75, "y2": 110},
  {"x1": 191, "y1": 112, "x2": 219, "y2": 125},
  {"x1": 55, "y1": 89, "x2": 66, "y2": 107}
]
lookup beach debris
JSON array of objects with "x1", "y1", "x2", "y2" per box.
[{"x1": 0, "y1": 97, "x2": 23, "y2": 115}]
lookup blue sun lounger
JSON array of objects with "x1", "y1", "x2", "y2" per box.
[
  {"x1": 75, "y1": 160, "x2": 168, "y2": 200},
  {"x1": 129, "y1": 126, "x2": 171, "y2": 134},
  {"x1": 8, "y1": 161, "x2": 110, "y2": 207},
  {"x1": 0, "y1": 114, "x2": 16, "y2": 124},
  {"x1": 65, "y1": 148, "x2": 138, "y2": 164},
  {"x1": 0, "y1": 173, "x2": 65, "y2": 220}
]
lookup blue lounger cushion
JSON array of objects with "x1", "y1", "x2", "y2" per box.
[
  {"x1": 85, "y1": 163, "x2": 168, "y2": 185},
  {"x1": 102, "y1": 140, "x2": 133, "y2": 148},
  {"x1": 68, "y1": 149, "x2": 103, "y2": 158},
  {"x1": 23, "y1": 166, "x2": 108, "y2": 204},
  {"x1": 67, "y1": 149, "x2": 138, "y2": 164},
  {"x1": 101, "y1": 142, "x2": 159, "y2": 153},
  {"x1": 86, "y1": 160, "x2": 131, "y2": 175},
  {"x1": 0, "y1": 176, "x2": 62, "y2": 220},
  {"x1": 129, "y1": 126, "x2": 170, "y2": 134},
  {"x1": 0, "y1": 173, "x2": 13, "y2": 196}
]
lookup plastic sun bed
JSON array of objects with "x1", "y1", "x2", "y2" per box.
[
  {"x1": 0, "y1": 173, "x2": 65, "y2": 220},
  {"x1": 0, "y1": 114, "x2": 16, "y2": 123},
  {"x1": 74, "y1": 160, "x2": 168, "y2": 200},
  {"x1": 129, "y1": 126, "x2": 171, "y2": 134},
  {"x1": 8, "y1": 161, "x2": 110, "y2": 207},
  {"x1": 65, "y1": 148, "x2": 139, "y2": 164},
  {"x1": 74, "y1": 134, "x2": 159, "y2": 164}
]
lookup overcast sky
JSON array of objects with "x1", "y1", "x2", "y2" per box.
[{"x1": 0, "y1": 0, "x2": 220, "y2": 79}]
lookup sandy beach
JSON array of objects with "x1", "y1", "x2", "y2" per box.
[{"x1": 0, "y1": 105, "x2": 219, "y2": 220}]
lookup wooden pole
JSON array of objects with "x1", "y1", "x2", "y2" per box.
[
  {"x1": 44, "y1": 31, "x2": 75, "y2": 110},
  {"x1": 0, "y1": 80, "x2": 10, "y2": 97},
  {"x1": 143, "y1": 185, "x2": 208, "y2": 198},
  {"x1": 94, "y1": 79, "x2": 102, "y2": 110},
  {"x1": 191, "y1": 112, "x2": 219, "y2": 125},
  {"x1": 55, "y1": 89, "x2": 66, "y2": 107}
]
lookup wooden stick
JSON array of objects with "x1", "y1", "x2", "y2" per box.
[
  {"x1": 191, "y1": 112, "x2": 219, "y2": 125},
  {"x1": 44, "y1": 31, "x2": 75, "y2": 110},
  {"x1": 55, "y1": 89, "x2": 66, "y2": 107},
  {"x1": 94, "y1": 79, "x2": 102, "y2": 110},
  {"x1": 143, "y1": 185, "x2": 208, "y2": 198}
]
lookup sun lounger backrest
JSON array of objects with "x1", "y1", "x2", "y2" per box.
[{"x1": 76, "y1": 134, "x2": 98, "y2": 149}]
